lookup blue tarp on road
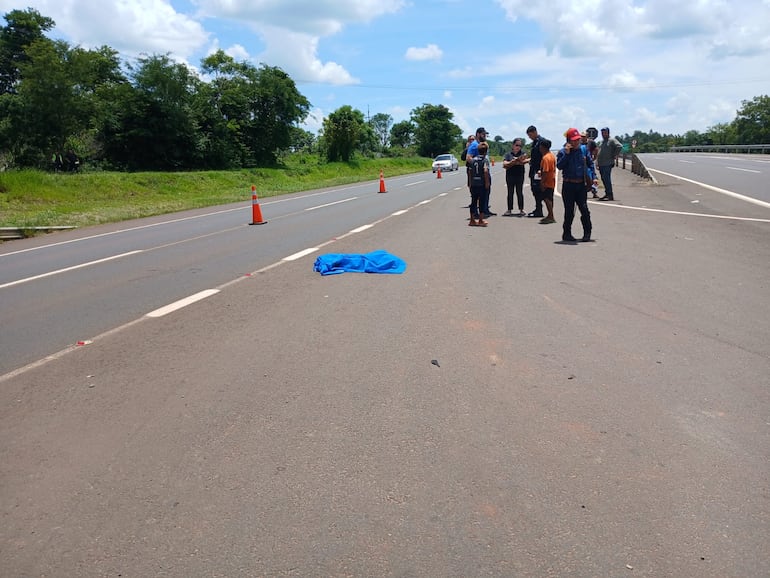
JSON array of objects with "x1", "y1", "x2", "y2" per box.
[{"x1": 313, "y1": 250, "x2": 407, "y2": 276}]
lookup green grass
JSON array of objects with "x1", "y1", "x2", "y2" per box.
[{"x1": 0, "y1": 155, "x2": 430, "y2": 229}]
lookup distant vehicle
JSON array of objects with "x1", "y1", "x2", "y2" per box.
[{"x1": 432, "y1": 154, "x2": 459, "y2": 173}]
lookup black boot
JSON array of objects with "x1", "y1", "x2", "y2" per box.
[{"x1": 580, "y1": 214, "x2": 592, "y2": 242}]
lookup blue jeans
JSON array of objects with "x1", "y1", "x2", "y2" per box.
[{"x1": 599, "y1": 165, "x2": 614, "y2": 198}]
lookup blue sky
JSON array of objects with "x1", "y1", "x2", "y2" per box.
[{"x1": 3, "y1": 0, "x2": 770, "y2": 144}]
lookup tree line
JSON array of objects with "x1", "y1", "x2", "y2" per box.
[
  {"x1": 0, "y1": 8, "x2": 464, "y2": 171},
  {"x1": 1, "y1": 9, "x2": 767, "y2": 172},
  {"x1": 614, "y1": 95, "x2": 769, "y2": 153}
]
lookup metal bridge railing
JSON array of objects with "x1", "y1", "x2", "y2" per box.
[{"x1": 668, "y1": 144, "x2": 770, "y2": 153}]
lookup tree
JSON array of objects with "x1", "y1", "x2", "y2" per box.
[
  {"x1": 731, "y1": 95, "x2": 770, "y2": 144},
  {"x1": 410, "y1": 103, "x2": 461, "y2": 158},
  {"x1": 246, "y1": 63, "x2": 311, "y2": 165},
  {"x1": 390, "y1": 120, "x2": 414, "y2": 148},
  {"x1": 200, "y1": 51, "x2": 310, "y2": 167},
  {"x1": 12, "y1": 38, "x2": 77, "y2": 165},
  {"x1": 0, "y1": 8, "x2": 54, "y2": 94},
  {"x1": 289, "y1": 127, "x2": 316, "y2": 153},
  {"x1": 323, "y1": 105, "x2": 365, "y2": 162},
  {"x1": 491, "y1": 135, "x2": 506, "y2": 157},
  {"x1": 98, "y1": 54, "x2": 200, "y2": 170},
  {"x1": 369, "y1": 112, "x2": 392, "y2": 150},
  {"x1": 705, "y1": 122, "x2": 736, "y2": 145}
]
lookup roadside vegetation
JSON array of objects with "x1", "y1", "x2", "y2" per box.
[{"x1": 0, "y1": 155, "x2": 427, "y2": 228}]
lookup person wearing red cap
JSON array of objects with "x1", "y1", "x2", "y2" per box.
[{"x1": 556, "y1": 128, "x2": 595, "y2": 242}]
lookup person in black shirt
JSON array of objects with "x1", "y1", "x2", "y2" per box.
[
  {"x1": 502, "y1": 138, "x2": 528, "y2": 216},
  {"x1": 525, "y1": 125, "x2": 546, "y2": 218}
]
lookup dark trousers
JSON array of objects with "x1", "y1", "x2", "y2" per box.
[
  {"x1": 599, "y1": 165, "x2": 614, "y2": 198},
  {"x1": 470, "y1": 185, "x2": 488, "y2": 219},
  {"x1": 506, "y1": 175, "x2": 524, "y2": 211},
  {"x1": 530, "y1": 178, "x2": 543, "y2": 215},
  {"x1": 562, "y1": 181, "x2": 592, "y2": 238}
]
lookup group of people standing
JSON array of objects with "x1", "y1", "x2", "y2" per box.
[
  {"x1": 51, "y1": 149, "x2": 80, "y2": 173},
  {"x1": 462, "y1": 124, "x2": 623, "y2": 242}
]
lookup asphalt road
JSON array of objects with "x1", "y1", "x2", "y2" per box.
[
  {"x1": 1, "y1": 161, "x2": 769, "y2": 576},
  {"x1": 0, "y1": 166, "x2": 473, "y2": 375},
  {"x1": 637, "y1": 152, "x2": 770, "y2": 204}
]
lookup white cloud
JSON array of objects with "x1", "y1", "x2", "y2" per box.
[
  {"x1": 193, "y1": 0, "x2": 406, "y2": 83},
  {"x1": 258, "y1": 26, "x2": 358, "y2": 85},
  {"x1": 195, "y1": 0, "x2": 406, "y2": 36},
  {"x1": 224, "y1": 44, "x2": 250, "y2": 62},
  {"x1": 606, "y1": 70, "x2": 657, "y2": 91},
  {"x1": 405, "y1": 44, "x2": 442, "y2": 61},
  {"x1": 0, "y1": 0, "x2": 210, "y2": 59}
]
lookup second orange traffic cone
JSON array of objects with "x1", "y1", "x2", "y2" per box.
[
  {"x1": 378, "y1": 169, "x2": 387, "y2": 193},
  {"x1": 436, "y1": 167, "x2": 442, "y2": 179},
  {"x1": 249, "y1": 185, "x2": 267, "y2": 225}
]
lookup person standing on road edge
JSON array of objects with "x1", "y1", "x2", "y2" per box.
[
  {"x1": 597, "y1": 127, "x2": 622, "y2": 201},
  {"x1": 468, "y1": 141, "x2": 491, "y2": 227},
  {"x1": 525, "y1": 125, "x2": 545, "y2": 218},
  {"x1": 502, "y1": 138, "x2": 528, "y2": 216},
  {"x1": 556, "y1": 128, "x2": 594, "y2": 242},
  {"x1": 537, "y1": 139, "x2": 557, "y2": 224}
]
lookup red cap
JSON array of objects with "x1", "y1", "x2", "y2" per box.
[{"x1": 565, "y1": 127, "x2": 581, "y2": 141}]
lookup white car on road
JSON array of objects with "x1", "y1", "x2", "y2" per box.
[{"x1": 432, "y1": 154, "x2": 459, "y2": 173}]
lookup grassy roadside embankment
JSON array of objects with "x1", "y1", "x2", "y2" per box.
[{"x1": 0, "y1": 155, "x2": 429, "y2": 231}]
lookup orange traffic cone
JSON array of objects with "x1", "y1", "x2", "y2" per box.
[
  {"x1": 378, "y1": 170, "x2": 387, "y2": 193},
  {"x1": 491, "y1": 157, "x2": 495, "y2": 166},
  {"x1": 249, "y1": 185, "x2": 267, "y2": 225},
  {"x1": 436, "y1": 167, "x2": 442, "y2": 179}
]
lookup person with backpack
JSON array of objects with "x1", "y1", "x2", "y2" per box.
[
  {"x1": 556, "y1": 128, "x2": 595, "y2": 242},
  {"x1": 468, "y1": 141, "x2": 491, "y2": 227},
  {"x1": 465, "y1": 127, "x2": 496, "y2": 217}
]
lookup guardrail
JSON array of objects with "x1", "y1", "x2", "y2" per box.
[
  {"x1": 668, "y1": 144, "x2": 770, "y2": 153},
  {"x1": 0, "y1": 226, "x2": 76, "y2": 240},
  {"x1": 612, "y1": 153, "x2": 653, "y2": 181}
]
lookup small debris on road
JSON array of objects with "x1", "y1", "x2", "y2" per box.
[{"x1": 431, "y1": 359, "x2": 440, "y2": 367}]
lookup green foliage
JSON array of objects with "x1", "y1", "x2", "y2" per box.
[
  {"x1": 0, "y1": 7, "x2": 54, "y2": 94},
  {"x1": 410, "y1": 103, "x2": 462, "y2": 158},
  {"x1": 323, "y1": 105, "x2": 365, "y2": 162},
  {"x1": 390, "y1": 120, "x2": 414, "y2": 149},
  {"x1": 0, "y1": 155, "x2": 429, "y2": 229},
  {"x1": 369, "y1": 112, "x2": 393, "y2": 150},
  {"x1": 732, "y1": 95, "x2": 770, "y2": 144}
]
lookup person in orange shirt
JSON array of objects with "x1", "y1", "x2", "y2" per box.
[{"x1": 537, "y1": 138, "x2": 557, "y2": 224}]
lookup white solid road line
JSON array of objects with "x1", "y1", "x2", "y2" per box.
[
  {"x1": 146, "y1": 289, "x2": 221, "y2": 318},
  {"x1": 726, "y1": 166, "x2": 761, "y2": 173},
  {"x1": 283, "y1": 247, "x2": 319, "y2": 261},
  {"x1": 304, "y1": 197, "x2": 357, "y2": 211},
  {"x1": 648, "y1": 168, "x2": 770, "y2": 209},
  {"x1": 0, "y1": 250, "x2": 143, "y2": 290}
]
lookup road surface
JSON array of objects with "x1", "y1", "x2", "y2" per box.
[{"x1": 1, "y1": 162, "x2": 768, "y2": 576}]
